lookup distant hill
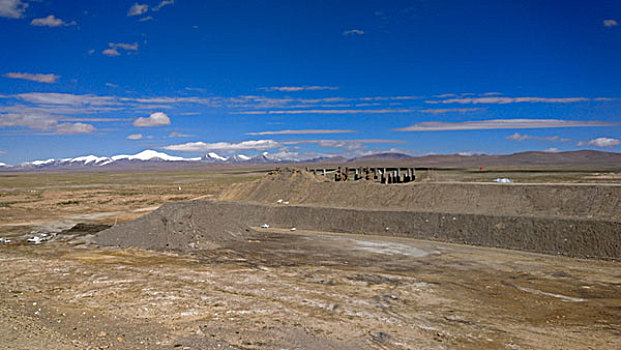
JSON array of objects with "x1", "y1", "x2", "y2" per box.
[
  {"x1": 2, "y1": 149, "x2": 620, "y2": 171},
  {"x1": 408, "y1": 150, "x2": 621, "y2": 169},
  {"x1": 350, "y1": 152, "x2": 413, "y2": 162}
]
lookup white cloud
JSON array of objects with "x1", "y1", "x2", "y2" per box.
[
  {"x1": 163, "y1": 139, "x2": 281, "y2": 153},
  {"x1": 102, "y1": 47, "x2": 120, "y2": 56},
  {"x1": 15, "y1": 92, "x2": 119, "y2": 107},
  {"x1": 237, "y1": 108, "x2": 411, "y2": 115},
  {"x1": 30, "y1": 15, "x2": 77, "y2": 27},
  {"x1": 343, "y1": 29, "x2": 365, "y2": 36},
  {"x1": 109, "y1": 42, "x2": 139, "y2": 51},
  {"x1": 0, "y1": 112, "x2": 58, "y2": 130},
  {"x1": 427, "y1": 97, "x2": 591, "y2": 104},
  {"x1": 54, "y1": 122, "x2": 95, "y2": 134},
  {"x1": 457, "y1": 151, "x2": 488, "y2": 156},
  {"x1": 506, "y1": 132, "x2": 570, "y2": 142},
  {"x1": 139, "y1": 16, "x2": 153, "y2": 22},
  {"x1": 61, "y1": 117, "x2": 125, "y2": 122},
  {"x1": 133, "y1": 112, "x2": 171, "y2": 127},
  {"x1": 2, "y1": 92, "x2": 119, "y2": 116},
  {"x1": 259, "y1": 86, "x2": 339, "y2": 92},
  {"x1": 103, "y1": 42, "x2": 138, "y2": 56},
  {"x1": 4, "y1": 72, "x2": 59, "y2": 83},
  {"x1": 543, "y1": 147, "x2": 560, "y2": 153},
  {"x1": 153, "y1": 0, "x2": 175, "y2": 11},
  {"x1": 286, "y1": 139, "x2": 401, "y2": 154},
  {"x1": 603, "y1": 19, "x2": 618, "y2": 27},
  {"x1": 127, "y1": 133, "x2": 143, "y2": 140},
  {"x1": 0, "y1": 111, "x2": 96, "y2": 135},
  {"x1": 246, "y1": 129, "x2": 356, "y2": 136},
  {"x1": 0, "y1": 0, "x2": 27, "y2": 19},
  {"x1": 169, "y1": 132, "x2": 191, "y2": 137},
  {"x1": 128, "y1": 3, "x2": 148, "y2": 16},
  {"x1": 112, "y1": 94, "x2": 417, "y2": 110},
  {"x1": 577, "y1": 137, "x2": 620, "y2": 148},
  {"x1": 284, "y1": 139, "x2": 402, "y2": 158},
  {"x1": 394, "y1": 119, "x2": 617, "y2": 132},
  {"x1": 420, "y1": 108, "x2": 481, "y2": 114},
  {"x1": 0, "y1": 113, "x2": 94, "y2": 135}
]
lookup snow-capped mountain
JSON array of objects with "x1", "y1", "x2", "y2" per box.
[
  {"x1": 247, "y1": 152, "x2": 278, "y2": 163},
  {"x1": 202, "y1": 152, "x2": 307, "y2": 164},
  {"x1": 202, "y1": 152, "x2": 229, "y2": 163},
  {"x1": 229, "y1": 154, "x2": 251, "y2": 163},
  {"x1": 1, "y1": 149, "x2": 353, "y2": 170},
  {"x1": 112, "y1": 150, "x2": 199, "y2": 162},
  {"x1": 11, "y1": 150, "x2": 202, "y2": 170}
]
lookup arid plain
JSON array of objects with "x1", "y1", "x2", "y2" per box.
[{"x1": 1, "y1": 166, "x2": 620, "y2": 350}]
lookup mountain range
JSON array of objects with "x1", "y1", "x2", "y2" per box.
[
  {"x1": 1, "y1": 149, "x2": 620, "y2": 171},
  {"x1": 1, "y1": 150, "x2": 345, "y2": 170}
]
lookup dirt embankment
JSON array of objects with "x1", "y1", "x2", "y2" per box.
[
  {"x1": 95, "y1": 170, "x2": 621, "y2": 259},
  {"x1": 94, "y1": 202, "x2": 621, "y2": 259},
  {"x1": 219, "y1": 170, "x2": 621, "y2": 220}
]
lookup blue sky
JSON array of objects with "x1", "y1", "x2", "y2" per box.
[{"x1": 0, "y1": 0, "x2": 620, "y2": 164}]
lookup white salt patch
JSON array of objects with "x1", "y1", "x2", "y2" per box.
[{"x1": 514, "y1": 285, "x2": 585, "y2": 302}]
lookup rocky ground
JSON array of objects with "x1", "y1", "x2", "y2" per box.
[
  {"x1": 1, "y1": 168, "x2": 619, "y2": 349},
  {"x1": 0, "y1": 226, "x2": 620, "y2": 350}
]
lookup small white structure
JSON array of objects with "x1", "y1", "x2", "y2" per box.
[
  {"x1": 493, "y1": 178, "x2": 513, "y2": 183},
  {"x1": 260, "y1": 224, "x2": 270, "y2": 229},
  {"x1": 27, "y1": 236, "x2": 42, "y2": 244},
  {"x1": 290, "y1": 227, "x2": 296, "y2": 231}
]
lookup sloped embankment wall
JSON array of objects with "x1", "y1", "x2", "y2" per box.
[
  {"x1": 94, "y1": 201, "x2": 621, "y2": 259},
  {"x1": 219, "y1": 173, "x2": 621, "y2": 221}
]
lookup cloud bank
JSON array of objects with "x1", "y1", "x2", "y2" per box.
[
  {"x1": 0, "y1": 112, "x2": 96, "y2": 134},
  {"x1": 238, "y1": 108, "x2": 411, "y2": 115},
  {"x1": 426, "y1": 97, "x2": 592, "y2": 104},
  {"x1": 246, "y1": 129, "x2": 355, "y2": 136},
  {"x1": 506, "y1": 132, "x2": 570, "y2": 142},
  {"x1": 164, "y1": 139, "x2": 281, "y2": 153},
  {"x1": 394, "y1": 119, "x2": 616, "y2": 132},
  {"x1": 259, "y1": 86, "x2": 339, "y2": 92}
]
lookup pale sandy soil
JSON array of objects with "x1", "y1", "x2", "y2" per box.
[
  {"x1": 0, "y1": 229, "x2": 619, "y2": 350},
  {"x1": 0, "y1": 169, "x2": 619, "y2": 349}
]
